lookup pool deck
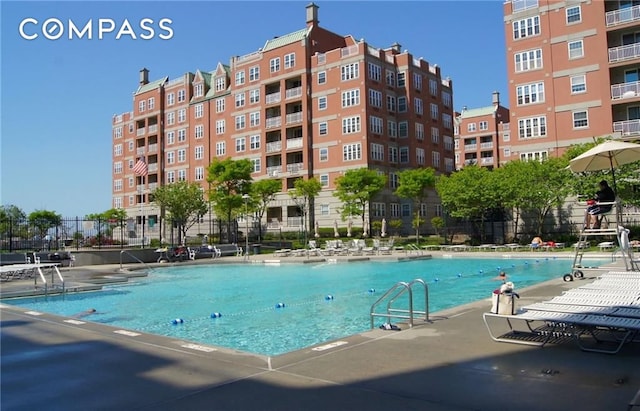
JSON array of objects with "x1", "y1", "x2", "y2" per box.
[{"x1": 2, "y1": 250, "x2": 639, "y2": 411}]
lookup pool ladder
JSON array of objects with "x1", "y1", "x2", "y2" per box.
[{"x1": 370, "y1": 279, "x2": 429, "y2": 329}]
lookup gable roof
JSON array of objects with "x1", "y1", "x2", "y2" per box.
[
  {"x1": 262, "y1": 27, "x2": 310, "y2": 52},
  {"x1": 135, "y1": 77, "x2": 167, "y2": 95}
]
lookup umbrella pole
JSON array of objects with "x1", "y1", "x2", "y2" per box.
[{"x1": 609, "y1": 155, "x2": 617, "y2": 194}]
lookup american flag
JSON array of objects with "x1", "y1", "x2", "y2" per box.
[{"x1": 133, "y1": 156, "x2": 148, "y2": 176}]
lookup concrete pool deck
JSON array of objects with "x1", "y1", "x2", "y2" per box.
[{"x1": 1, "y1": 251, "x2": 639, "y2": 410}]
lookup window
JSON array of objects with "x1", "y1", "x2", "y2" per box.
[
  {"x1": 371, "y1": 143, "x2": 384, "y2": 161},
  {"x1": 442, "y1": 91, "x2": 452, "y2": 108},
  {"x1": 429, "y1": 78, "x2": 438, "y2": 96},
  {"x1": 195, "y1": 166, "x2": 204, "y2": 181},
  {"x1": 401, "y1": 204, "x2": 411, "y2": 217},
  {"x1": 128, "y1": 141, "x2": 134, "y2": 151},
  {"x1": 113, "y1": 179, "x2": 123, "y2": 192},
  {"x1": 128, "y1": 177, "x2": 134, "y2": 187},
  {"x1": 343, "y1": 143, "x2": 362, "y2": 161},
  {"x1": 113, "y1": 127, "x2": 123, "y2": 139},
  {"x1": 416, "y1": 148, "x2": 425, "y2": 165},
  {"x1": 514, "y1": 49, "x2": 543, "y2": 72},
  {"x1": 414, "y1": 98, "x2": 423, "y2": 115},
  {"x1": 194, "y1": 103, "x2": 203, "y2": 118},
  {"x1": 319, "y1": 122, "x2": 328, "y2": 135},
  {"x1": 114, "y1": 144, "x2": 123, "y2": 156},
  {"x1": 128, "y1": 124, "x2": 134, "y2": 134},
  {"x1": 166, "y1": 171, "x2": 175, "y2": 184},
  {"x1": 432, "y1": 151, "x2": 441, "y2": 168},
  {"x1": 413, "y1": 73, "x2": 422, "y2": 90},
  {"x1": 431, "y1": 127, "x2": 440, "y2": 143},
  {"x1": 284, "y1": 53, "x2": 295, "y2": 68},
  {"x1": 250, "y1": 112, "x2": 260, "y2": 127},
  {"x1": 194, "y1": 83, "x2": 204, "y2": 97},
  {"x1": 513, "y1": 15, "x2": 540, "y2": 40},
  {"x1": 320, "y1": 204, "x2": 329, "y2": 215},
  {"x1": 178, "y1": 169, "x2": 186, "y2": 182},
  {"x1": 368, "y1": 63, "x2": 381, "y2": 81},
  {"x1": 341, "y1": 89, "x2": 360, "y2": 107},
  {"x1": 270, "y1": 57, "x2": 280, "y2": 73},
  {"x1": 341, "y1": 63, "x2": 359, "y2": 81},
  {"x1": 372, "y1": 202, "x2": 386, "y2": 217},
  {"x1": 138, "y1": 100, "x2": 145, "y2": 112},
  {"x1": 399, "y1": 147, "x2": 409, "y2": 163},
  {"x1": 520, "y1": 151, "x2": 548, "y2": 161},
  {"x1": 389, "y1": 174, "x2": 399, "y2": 190},
  {"x1": 573, "y1": 110, "x2": 588, "y2": 128},
  {"x1": 397, "y1": 97, "x2": 407, "y2": 112},
  {"x1": 250, "y1": 134, "x2": 260, "y2": 150},
  {"x1": 195, "y1": 145, "x2": 204, "y2": 160},
  {"x1": 390, "y1": 202, "x2": 399, "y2": 217},
  {"x1": 342, "y1": 116, "x2": 361, "y2": 134},
  {"x1": 216, "y1": 98, "x2": 225, "y2": 113},
  {"x1": 518, "y1": 116, "x2": 547, "y2": 139},
  {"x1": 166, "y1": 112, "x2": 175, "y2": 125},
  {"x1": 251, "y1": 158, "x2": 261, "y2": 173},
  {"x1": 319, "y1": 174, "x2": 329, "y2": 187},
  {"x1": 235, "y1": 115, "x2": 246, "y2": 130},
  {"x1": 216, "y1": 141, "x2": 226, "y2": 156},
  {"x1": 235, "y1": 93, "x2": 245, "y2": 108},
  {"x1": 516, "y1": 82, "x2": 545, "y2": 105},
  {"x1": 318, "y1": 96, "x2": 327, "y2": 110},
  {"x1": 178, "y1": 129, "x2": 186, "y2": 142},
  {"x1": 166, "y1": 131, "x2": 175, "y2": 145},
  {"x1": 235, "y1": 70, "x2": 245, "y2": 85},
  {"x1": 568, "y1": 40, "x2": 584, "y2": 59},
  {"x1": 442, "y1": 113, "x2": 453, "y2": 129},
  {"x1": 236, "y1": 137, "x2": 246, "y2": 152},
  {"x1": 415, "y1": 123, "x2": 424, "y2": 140},
  {"x1": 167, "y1": 151, "x2": 175, "y2": 164},
  {"x1": 148, "y1": 97, "x2": 155, "y2": 110},
  {"x1": 177, "y1": 89, "x2": 185, "y2": 102},
  {"x1": 386, "y1": 70, "x2": 395, "y2": 87},
  {"x1": 430, "y1": 103, "x2": 439, "y2": 120},
  {"x1": 398, "y1": 121, "x2": 408, "y2": 138},
  {"x1": 370, "y1": 116, "x2": 383, "y2": 134},
  {"x1": 369, "y1": 89, "x2": 382, "y2": 107},
  {"x1": 397, "y1": 72, "x2": 406, "y2": 87},
  {"x1": 319, "y1": 148, "x2": 328, "y2": 162},
  {"x1": 216, "y1": 119, "x2": 225, "y2": 135},
  {"x1": 479, "y1": 121, "x2": 488, "y2": 131},
  {"x1": 114, "y1": 162, "x2": 123, "y2": 174},
  {"x1": 388, "y1": 146, "x2": 398, "y2": 163},
  {"x1": 249, "y1": 89, "x2": 260, "y2": 104},
  {"x1": 177, "y1": 149, "x2": 186, "y2": 163},
  {"x1": 566, "y1": 5, "x2": 581, "y2": 24},
  {"x1": 388, "y1": 120, "x2": 397, "y2": 138},
  {"x1": 178, "y1": 108, "x2": 186, "y2": 123},
  {"x1": 318, "y1": 71, "x2": 326, "y2": 84},
  {"x1": 249, "y1": 66, "x2": 260, "y2": 81},
  {"x1": 195, "y1": 125, "x2": 204, "y2": 138},
  {"x1": 571, "y1": 74, "x2": 586, "y2": 93},
  {"x1": 386, "y1": 95, "x2": 396, "y2": 112}
]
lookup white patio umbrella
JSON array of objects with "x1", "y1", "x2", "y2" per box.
[
  {"x1": 347, "y1": 218, "x2": 352, "y2": 237},
  {"x1": 381, "y1": 218, "x2": 387, "y2": 238},
  {"x1": 333, "y1": 220, "x2": 339, "y2": 238},
  {"x1": 314, "y1": 220, "x2": 320, "y2": 238},
  {"x1": 569, "y1": 140, "x2": 640, "y2": 192},
  {"x1": 363, "y1": 218, "x2": 369, "y2": 237}
]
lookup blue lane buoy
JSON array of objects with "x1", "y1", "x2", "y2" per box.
[
  {"x1": 171, "y1": 318, "x2": 184, "y2": 325},
  {"x1": 434, "y1": 278, "x2": 439, "y2": 282},
  {"x1": 275, "y1": 302, "x2": 285, "y2": 308},
  {"x1": 210, "y1": 312, "x2": 222, "y2": 318},
  {"x1": 325, "y1": 295, "x2": 334, "y2": 301},
  {"x1": 368, "y1": 288, "x2": 375, "y2": 293}
]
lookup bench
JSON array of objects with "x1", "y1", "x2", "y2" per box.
[{"x1": 213, "y1": 244, "x2": 244, "y2": 257}]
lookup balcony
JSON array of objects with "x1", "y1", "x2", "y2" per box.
[
  {"x1": 148, "y1": 144, "x2": 158, "y2": 154},
  {"x1": 611, "y1": 81, "x2": 640, "y2": 100},
  {"x1": 340, "y1": 44, "x2": 359, "y2": 58},
  {"x1": 148, "y1": 124, "x2": 158, "y2": 134},
  {"x1": 480, "y1": 157, "x2": 494, "y2": 165},
  {"x1": 286, "y1": 137, "x2": 303, "y2": 149},
  {"x1": 613, "y1": 119, "x2": 640, "y2": 135},
  {"x1": 608, "y1": 43, "x2": 640, "y2": 63},
  {"x1": 285, "y1": 86, "x2": 302, "y2": 100},
  {"x1": 285, "y1": 112, "x2": 303, "y2": 124},
  {"x1": 266, "y1": 165, "x2": 282, "y2": 176},
  {"x1": 137, "y1": 127, "x2": 146, "y2": 136},
  {"x1": 464, "y1": 144, "x2": 477, "y2": 151},
  {"x1": 286, "y1": 162, "x2": 304, "y2": 174},
  {"x1": 148, "y1": 163, "x2": 158, "y2": 173},
  {"x1": 266, "y1": 116, "x2": 282, "y2": 129},
  {"x1": 480, "y1": 142, "x2": 494, "y2": 149},
  {"x1": 136, "y1": 147, "x2": 145, "y2": 155},
  {"x1": 266, "y1": 141, "x2": 282, "y2": 153},
  {"x1": 463, "y1": 159, "x2": 477, "y2": 166},
  {"x1": 148, "y1": 182, "x2": 158, "y2": 191},
  {"x1": 265, "y1": 91, "x2": 281, "y2": 105},
  {"x1": 606, "y1": 5, "x2": 640, "y2": 27}
]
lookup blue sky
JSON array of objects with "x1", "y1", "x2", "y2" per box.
[{"x1": 1, "y1": 0, "x2": 507, "y2": 217}]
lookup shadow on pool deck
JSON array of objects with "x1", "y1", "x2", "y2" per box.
[{"x1": 1, "y1": 252, "x2": 639, "y2": 410}]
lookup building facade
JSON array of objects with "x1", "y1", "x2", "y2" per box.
[
  {"x1": 111, "y1": 4, "x2": 455, "y2": 238},
  {"x1": 503, "y1": 0, "x2": 640, "y2": 162}
]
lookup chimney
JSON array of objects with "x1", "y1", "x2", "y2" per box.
[
  {"x1": 306, "y1": 3, "x2": 319, "y2": 27},
  {"x1": 391, "y1": 42, "x2": 401, "y2": 53},
  {"x1": 492, "y1": 91, "x2": 500, "y2": 106},
  {"x1": 139, "y1": 68, "x2": 149, "y2": 86}
]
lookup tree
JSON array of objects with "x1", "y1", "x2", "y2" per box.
[
  {"x1": 152, "y1": 181, "x2": 208, "y2": 244},
  {"x1": 333, "y1": 168, "x2": 386, "y2": 235},
  {"x1": 288, "y1": 177, "x2": 322, "y2": 245},
  {"x1": 86, "y1": 208, "x2": 128, "y2": 244},
  {"x1": 207, "y1": 158, "x2": 254, "y2": 243},
  {"x1": 0, "y1": 205, "x2": 27, "y2": 239},
  {"x1": 28, "y1": 209, "x2": 62, "y2": 249},
  {"x1": 431, "y1": 216, "x2": 444, "y2": 237},
  {"x1": 251, "y1": 179, "x2": 282, "y2": 241},
  {"x1": 395, "y1": 168, "x2": 436, "y2": 244}
]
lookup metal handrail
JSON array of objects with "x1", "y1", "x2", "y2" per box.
[
  {"x1": 370, "y1": 279, "x2": 430, "y2": 329},
  {"x1": 119, "y1": 250, "x2": 154, "y2": 272},
  {"x1": 35, "y1": 266, "x2": 47, "y2": 295}
]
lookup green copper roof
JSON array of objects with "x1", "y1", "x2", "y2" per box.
[
  {"x1": 263, "y1": 27, "x2": 309, "y2": 51},
  {"x1": 459, "y1": 106, "x2": 496, "y2": 118},
  {"x1": 135, "y1": 77, "x2": 167, "y2": 94}
]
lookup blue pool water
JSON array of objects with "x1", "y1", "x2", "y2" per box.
[{"x1": 4, "y1": 257, "x2": 605, "y2": 356}]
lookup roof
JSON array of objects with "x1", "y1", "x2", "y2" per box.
[
  {"x1": 458, "y1": 106, "x2": 497, "y2": 119},
  {"x1": 262, "y1": 27, "x2": 310, "y2": 52},
  {"x1": 135, "y1": 77, "x2": 168, "y2": 95}
]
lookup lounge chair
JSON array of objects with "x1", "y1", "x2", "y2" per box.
[
  {"x1": 618, "y1": 227, "x2": 640, "y2": 271},
  {"x1": 378, "y1": 239, "x2": 393, "y2": 255}
]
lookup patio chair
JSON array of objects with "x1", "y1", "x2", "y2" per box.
[{"x1": 378, "y1": 239, "x2": 393, "y2": 255}]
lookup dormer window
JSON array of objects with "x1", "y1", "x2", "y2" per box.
[
  {"x1": 215, "y1": 77, "x2": 226, "y2": 92},
  {"x1": 194, "y1": 83, "x2": 204, "y2": 97}
]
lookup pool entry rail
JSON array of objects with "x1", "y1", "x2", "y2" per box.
[{"x1": 370, "y1": 279, "x2": 429, "y2": 329}]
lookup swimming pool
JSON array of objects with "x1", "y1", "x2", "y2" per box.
[{"x1": 4, "y1": 256, "x2": 605, "y2": 356}]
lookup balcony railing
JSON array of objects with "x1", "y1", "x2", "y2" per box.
[
  {"x1": 148, "y1": 164, "x2": 158, "y2": 173},
  {"x1": 286, "y1": 137, "x2": 303, "y2": 149},
  {"x1": 511, "y1": 0, "x2": 538, "y2": 13},
  {"x1": 613, "y1": 119, "x2": 640, "y2": 135},
  {"x1": 266, "y1": 141, "x2": 282, "y2": 153},
  {"x1": 148, "y1": 182, "x2": 158, "y2": 191},
  {"x1": 341, "y1": 44, "x2": 359, "y2": 58},
  {"x1": 137, "y1": 128, "x2": 146, "y2": 136},
  {"x1": 147, "y1": 144, "x2": 158, "y2": 153},
  {"x1": 606, "y1": 5, "x2": 640, "y2": 27},
  {"x1": 464, "y1": 144, "x2": 477, "y2": 151},
  {"x1": 480, "y1": 157, "x2": 494, "y2": 165},
  {"x1": 148, "y1": 124, "x2": 158, "y2": 134},
  {"x1": 265, "y1": 92, "x2": 281, "y2": 104},
  {"x1": 266, "y1": 165, "x2": 282, "y2": 176},
  {"x1": 480, "y1": 142, "x2": 494, "y2": 149},
  {"x1": 136, "y1": 147, "x2": 145, "y2": 155},
  {"x1": 611, "y1": 81, "x2": 640, "y2": 100},
  {"x1": 266, "y1": 116, "x2": 282, "y2": 129},
  {"x1": 285, "y1": 112, "x2": 303, "y2": 124},
  {"x1": 608, "y1": 43, "x2": 640, "y2": 63},
  {"x1": 285, "y1": 86, "x2": 302, "y2": 100},
  {"x1": 286, "y1": 162, "x2": 304, "y2": 174}
]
